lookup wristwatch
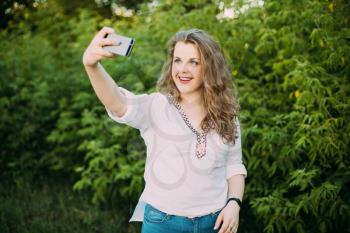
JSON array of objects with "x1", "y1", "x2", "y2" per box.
[{"x1": 226, "y1": 197, "x2": 242, "y2": 208}]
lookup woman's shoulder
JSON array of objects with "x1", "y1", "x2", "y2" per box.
[
  {"x1": 148, "y1": 91, "x2": 169, "y2": 103},
  {"x1": 119, "y1": 88, "x2": 165, "y2": 101}
]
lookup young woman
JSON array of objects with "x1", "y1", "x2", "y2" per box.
[{"x1": 83, "y1": 26, "x2": 247, "y2": 233}]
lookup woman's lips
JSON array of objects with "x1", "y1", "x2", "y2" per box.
[{"x1": 179, "y1": 76, "x2": 192, "y2": 84}]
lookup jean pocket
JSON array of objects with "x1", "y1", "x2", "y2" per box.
[
  {"x1": 144, "y1": 204, "x2": 169, "y2": 223},
  {"x1": 210, "y1": 209, "x2": 222, "y2": 221}
]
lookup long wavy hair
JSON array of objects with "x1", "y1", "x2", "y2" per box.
[{"x1": 156, "y1": 29, "x2": 240, "y2": 145}]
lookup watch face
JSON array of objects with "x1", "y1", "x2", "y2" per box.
[{"x1": 103, "y1": 34, "x2": 135, "y2": 57}]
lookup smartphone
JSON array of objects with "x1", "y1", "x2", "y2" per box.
[{"x1": 103, "y1": 33, "x2": 135, "y2": 57}]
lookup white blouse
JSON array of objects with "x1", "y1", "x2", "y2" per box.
[{"x1": 106, "y1": 87, "x2": 247, "y2": 222}]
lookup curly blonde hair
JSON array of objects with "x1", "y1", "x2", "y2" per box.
[{"x1": 156, "y1": 29, "x2": 240, "y2": 145}]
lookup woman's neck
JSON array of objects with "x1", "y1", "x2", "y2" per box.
[{"x1": 180, "y1": 91, "x2": 202, "y2": 107}]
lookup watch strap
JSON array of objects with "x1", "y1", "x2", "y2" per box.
[{"x1": 226, "y1": 197, "x2": 242, "y2": 208}]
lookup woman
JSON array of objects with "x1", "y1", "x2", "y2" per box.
[{"x1": 83, "y1": 26, "x2": 247, "y2": 233}]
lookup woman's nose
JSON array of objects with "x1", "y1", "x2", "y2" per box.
[{"x1": 179, "y1": 63, "x2": 189, "y2": 73}]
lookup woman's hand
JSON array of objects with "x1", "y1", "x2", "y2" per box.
[
  {"x1": 82, "y1": 26, "x2": 117, "y2": 67},
  {"x1": 214, "y1": 201, "x2": 240, "y2": 233}
]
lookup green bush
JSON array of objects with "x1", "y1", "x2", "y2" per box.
[{"x1": 0, "y1": 0, "x2": 349, "y2": 232}]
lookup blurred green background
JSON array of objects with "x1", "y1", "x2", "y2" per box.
[{"x1": 0, "y1": 0, "x2": 349, "y2": 232}]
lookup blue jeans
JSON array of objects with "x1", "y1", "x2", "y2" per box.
[{"x1": 141, "y1": 203, "x2": 221, "y2": 233}]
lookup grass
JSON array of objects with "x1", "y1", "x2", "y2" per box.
[{"x1": 0, "y1": 180, "x2": 142, "y2": 233}]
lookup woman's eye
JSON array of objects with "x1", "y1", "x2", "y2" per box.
[
  {"x1": 174, "y1": 59, "x2": 181, "y2": 63},
  {"x1": 191, "y1": 61, "x2": 198, "y2": 65}
]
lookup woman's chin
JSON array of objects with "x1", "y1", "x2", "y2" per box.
[{"x1": 175, "y1": 86, "x2": 201, "y2": 96}]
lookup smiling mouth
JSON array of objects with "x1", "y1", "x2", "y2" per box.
[
  {"x1": 178, "y1": 76, "x2": 193, "y2": 84},
  {"x1": 179, "y1": 76, "x2": 193, "y2": 81}
]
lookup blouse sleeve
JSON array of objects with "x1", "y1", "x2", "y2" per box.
[
  {"x1": 225, "y1": 119, "x2": 247, "y2": 179},
  {"x1": 105, "y1": 86, "x2": 152, "y2": 133}
]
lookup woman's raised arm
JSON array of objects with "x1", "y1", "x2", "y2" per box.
[{"x1": 82, "y1": 26, "x2": 127, "y2": 117}]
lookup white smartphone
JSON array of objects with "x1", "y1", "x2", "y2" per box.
[{"x1": 103, "y1": 33, "x2": 135, "y2": 57}]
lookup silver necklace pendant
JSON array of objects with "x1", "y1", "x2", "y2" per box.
[{"x1": 167, "y1": 94, "x2": 208, "y2": 159}]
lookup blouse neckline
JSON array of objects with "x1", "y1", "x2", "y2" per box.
[{"x1": 166, "y1": 93, "x2": 209, "y2": 159}]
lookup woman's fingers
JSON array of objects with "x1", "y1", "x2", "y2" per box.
[
  {"x1": 95, "y1": 47, "x2": 116, "y2": 58},
  {"x1": 215, "y1": 212, "x2": 231, "y2": 233},
  {"x1": 223, "y1": 222, "x2": 238, "y2": 233},
  {"x1": 91, "y1": 27, "x2": 116, "y2": 46},
  {"x1": 97, "y1": 26, "x2": 115, "y2": 39},
  {"x1": 214, "y1": 212, "x2": 223, "y2": 230},
  {"x1": 218, "y1": 220, "x2": 230, "y2": 233},
  {"x1": 98, "y1": 38, "x2": 117, "y2": 47},
  {"x1": 82, "y1": 26, "x2": 117, "y2": 67},
  {"x1": 233, "y1": 223, "x2": 239, "y2": 233}
]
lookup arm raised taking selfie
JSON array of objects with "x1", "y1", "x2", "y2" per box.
[{"x1": 82, "y1": 26, "x2": 127, "y2": 118}]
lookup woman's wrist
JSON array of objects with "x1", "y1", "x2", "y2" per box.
[
  {"x1": 226, "y1": 200, "x2": 240, "y2": 210},
  {"x1": 83, "y1": 56, "x2": 99, "y2": 68},
  {"x1": 84, "y1": 62, "x2": 99, "y2": 69},
  {"x1": 226, "y1": 197, "x2": 242, "y2": 208}
]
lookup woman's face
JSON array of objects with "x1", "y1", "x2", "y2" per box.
[{"x1": 171, "y1": 41, "x2": 203, "y2": 97}]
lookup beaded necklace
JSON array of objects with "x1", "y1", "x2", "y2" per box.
[{"x1": 167, "y1": 94, "x2": 209, "y2": 159}]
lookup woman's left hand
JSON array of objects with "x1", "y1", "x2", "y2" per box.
[{"x1": 213, "y1": 201, "x2": 240, "y2": 233}]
